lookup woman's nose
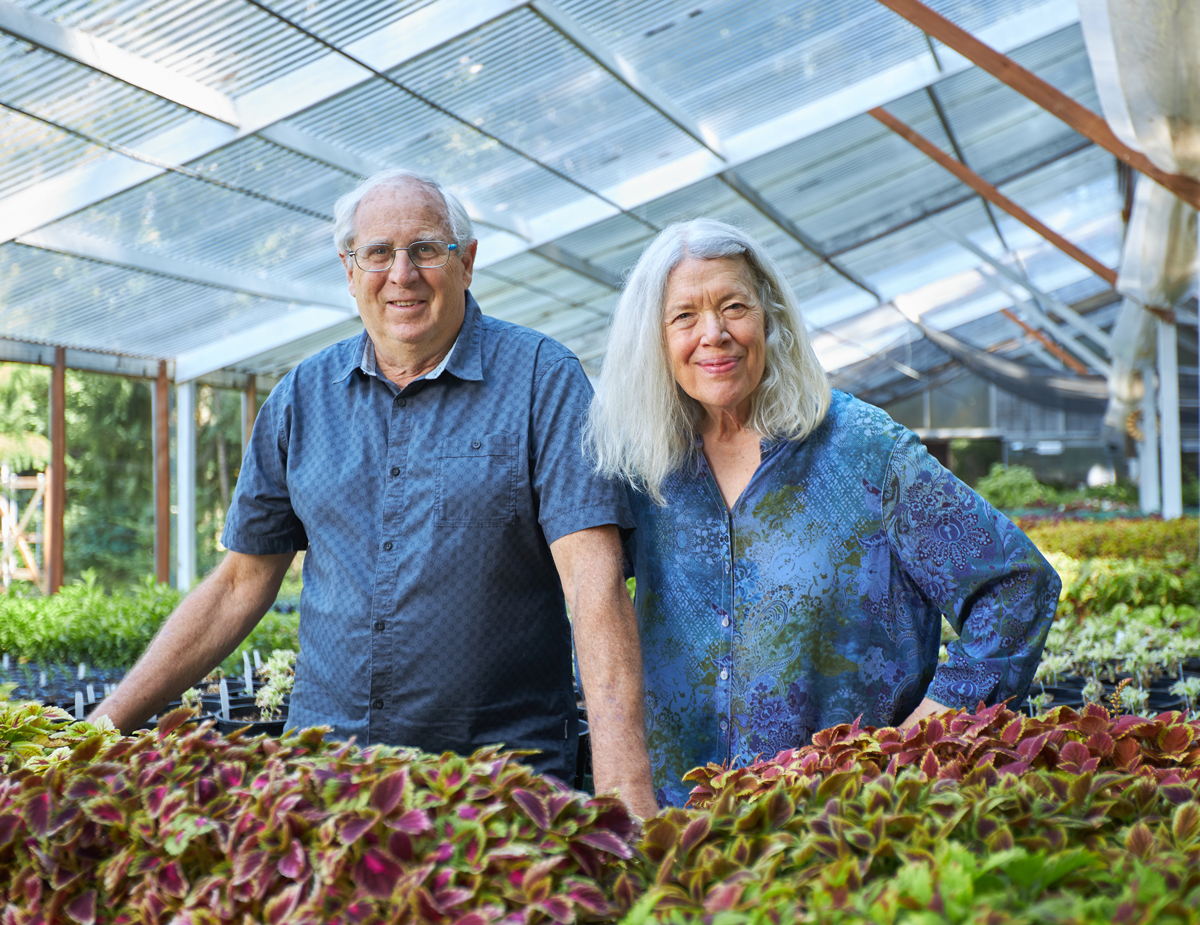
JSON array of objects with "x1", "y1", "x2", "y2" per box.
[{"x1": 699, "y1": 311, "x2": 730, "y2": 344}]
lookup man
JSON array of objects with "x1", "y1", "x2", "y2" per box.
[{"x1": 95, "y1": 169, "x2": 656, "y2": 817}]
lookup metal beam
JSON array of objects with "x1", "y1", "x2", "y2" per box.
[
  {"x1": 718, "y1": 169, "x2": 882, "y2": 301},
  {"x1": 928, "y1": 218, "x2": 1113, "y2": 351},
  {"x1": 18, "y1": 229, "x2": 355, "y2": 311},
  {"x1": 874, "y1": 0, "x2": 1200, "y2": 211},
  {"x1": 529, "y1": 243, "x2": 622, "y2": 290},
  {"x1": 870, "y1": 106, "x2": 1119, "y2": 286},
  {"x1": 174, "y1": 307, "x2": 355, "y2": 382},
  {"x1": 529, "y1": 0, "x2": 723, "y2": 159},
  {"x1": 0, "y1": 0, "x2": 239, "y2": 126}
]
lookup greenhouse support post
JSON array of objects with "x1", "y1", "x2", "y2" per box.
[
  {"x1": 176, "y1": 380, "x2": 196, "y2": 591},
  {"x1": 46, "y1": 346, "x2": 65, "y2": 594},
  {"x1": 153, "y1": 361, "x2": 170, "y2": 584},
  {"x1": 1139, "y1": 361, "x2": 1161, "y2": 514},
  {"x1": 1158, "y1": 319, "x2": 1182, "y2": 519},
  {"x1": 242, "y1": 374, "x2": 256, "y2": 451}
]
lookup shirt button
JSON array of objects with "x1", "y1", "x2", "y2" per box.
[
  {"x1": 398, "y1": 398, "x2": 407, "y2": 408},
  {"x1": 373, "y1": 699, "x2": 384, "y2": 710},
  {"x1": 390, "y1": 466, "x2": 400, "y2": 476},
  {"x1": 720, "y1": 669, "x2": 728, "y2": 681},
  {"x1": 383, "y1": 541, "x2": 393, "y2": 551},
  {"x1": 722, "y1": 617, "x2": 730, "y2": 628},
  {"x1": 471, "y1": 439, "x2": 481, "y2": 449},
  {"x1": 374, "y1": 621, "x2": 385, "y2": 631},
  {"x1": 720, "y1": 719, "x2": 728, "y2": 731}
]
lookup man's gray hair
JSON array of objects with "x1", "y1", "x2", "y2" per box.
[
  {"x1": 584, "y1": 218, "x2": 831, "y2": 504},
  {"x1": 332, "y1": 168, "x2": 476, "y2": 253}
]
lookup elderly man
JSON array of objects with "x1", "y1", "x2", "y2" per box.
[{"x1": 95, "y1": 169, "x2": 656, "y2": 816}]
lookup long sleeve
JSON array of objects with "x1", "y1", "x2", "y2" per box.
[{"x1": 882, "y1": 430, "x2": 1061, "y2": 709}]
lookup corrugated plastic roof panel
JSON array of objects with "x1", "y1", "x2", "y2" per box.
[{"x1": 0, "y1": 0, "x2": 1126, "y2": 401}]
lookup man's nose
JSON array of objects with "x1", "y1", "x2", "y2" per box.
[{"x1": 387, "y1": 248, "x2": 420, "y2": 282}]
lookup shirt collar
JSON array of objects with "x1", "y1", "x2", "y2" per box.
[{"x1": 333, "y1": 290, "x2": 484, "y2": 384}]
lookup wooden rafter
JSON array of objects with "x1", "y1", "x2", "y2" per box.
[
  {"x1": 869, "y1": 106, "x2": 1118, "y2": 286},
  {"x1": 874, "y1": 0, "x2": 1200, "y2": 211},
  {"x1": 999, "y1": 308, "x2": 1090, "y2": 375}
]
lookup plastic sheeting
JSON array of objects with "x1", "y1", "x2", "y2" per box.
[
  {"x1": 1078, "y1": 0, "x2": 1200, "y2": 431},
  {"x1": 914, "y1": 322, "x2": 1109, "y2": 414}
]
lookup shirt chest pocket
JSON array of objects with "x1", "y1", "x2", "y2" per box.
[{"x1": 435, "y1": 433, "x2": 519, "y2": 527}]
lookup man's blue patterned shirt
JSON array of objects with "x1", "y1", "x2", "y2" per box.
[
  {"x1": 627, "y1": 390, "x2": 1060, "y2": 806},
  {"x1": 222, "y1": 293, "x2": 631, "y2": 779}
]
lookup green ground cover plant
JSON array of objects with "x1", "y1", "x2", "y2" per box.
[
  {"x1": 0, "y1": 572, "x2": 299, "y2": 676},
  {"x1": 1022, "y1": 516, "x2": 1200, "y2": 561}
]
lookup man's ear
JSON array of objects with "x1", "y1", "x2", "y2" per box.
[
  {"x1": 459, "y1": 239, "x2": 479, "y2": 290},
  {"x1": 342, "y1": 253, "x2": 356, "y2": 296}
]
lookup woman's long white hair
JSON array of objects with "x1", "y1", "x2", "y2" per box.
[{"x1": 584, "y1": 218, "x2": 831, "y2": 503}]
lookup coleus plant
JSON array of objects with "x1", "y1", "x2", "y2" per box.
[
  {"x1": 0, "y1": 707, "x2": 636, "y2": 925},
  {"x1": 619, "y1": 763, "x2": 1200, "y2": 923},
  {"x1": 683, "y1": 701, "x2": 1200, "y2": 810}
]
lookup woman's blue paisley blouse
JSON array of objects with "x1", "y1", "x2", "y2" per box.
[{"x1": 626, "y1": 391, "x2": 1060, "y2": 806}]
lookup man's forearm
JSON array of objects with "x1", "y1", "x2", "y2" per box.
[
  {"x1": 93, "y1": 551, "x2": 293, "y2": 733},
  {"x1": 574, "y1": 593, "x2": 657, "y2": 817},
  {"x1": 551, "y1": 525, "x2": 656, "y2": 817}
]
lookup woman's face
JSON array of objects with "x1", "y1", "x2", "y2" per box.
[{"x1": 663, "y1": 255, "x2": 767, "y2": 425}]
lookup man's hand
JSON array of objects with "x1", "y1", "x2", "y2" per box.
[
  {"x1": 92, "y1": 550, "x2": 294, "y2": 734},
  {"x1": 898, "y1": 696, "x2": 951, "y2": 732},
  {"x1": 550, "y1": 526, "x2": 657, "y2": 819}
]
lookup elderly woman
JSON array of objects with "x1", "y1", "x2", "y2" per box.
[{"x1": 585, "y1": 218, "x2": 1060, "y2": 807}]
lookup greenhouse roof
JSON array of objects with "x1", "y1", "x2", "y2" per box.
[{"x1": 0, "y1": 0, "x2": 1122, "y2": 399}]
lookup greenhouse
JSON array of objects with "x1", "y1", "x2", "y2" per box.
[{"x1": 1, "y1": 0, "x2": 1199, "y2": 921}]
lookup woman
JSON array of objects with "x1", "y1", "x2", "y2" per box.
[{"x1": 585, "y1": 219, "x2": 1060, "y2": 807}]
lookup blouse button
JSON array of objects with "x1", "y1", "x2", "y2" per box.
[
  {"x1": 721, "y1": 617, "x2": 730, "y2": 628},
  {"x1": 720, "y1": 719, "x2": 728, "y2": 731},
  {"x1": 720, "y1": 669, "x2": 729, "y2": 681}
]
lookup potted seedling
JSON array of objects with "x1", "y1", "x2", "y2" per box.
[
  {"x1": 216, "y1": 649, "x2": 295, "y2": 737},
  {"x1": 1170, "y1": 676, "x2": 1200, "y2": 718}
]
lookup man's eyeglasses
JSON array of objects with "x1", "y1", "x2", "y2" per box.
[{"x1": 346, "y1": 241, "x2": 458, "y2": 272}]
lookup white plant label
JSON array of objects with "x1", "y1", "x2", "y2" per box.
[
  {"x1": 86, "y1": 683, "x2": 95, "y2": 703},
  {"x1": 244, "y1": 652, "x2": 254, "y2": 695},
  {"x1": 74, "y1": 691, "x2": 84, "y2": 720},
  {"x1": 219, "y1": 678, "x2": 231, "y2": 720}
]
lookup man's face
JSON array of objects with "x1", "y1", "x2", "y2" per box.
[{"x1": 342, "y1": 182, "x2": 477, "y2": 361}]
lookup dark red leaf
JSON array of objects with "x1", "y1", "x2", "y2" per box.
[
  {"x1": 64, "y1": 890, "x2": 96, "y2": 925},
  {"x1": 27, "y1": 791, "x2": 51, "y2": 837},
  {"x1": 577, "y1": 830, "x2": 633, "y2": 859},
  {"x1": 370, "y1": 770, "x2": 408, "y2": 815},
  {"x1": 513, "y1": 789, "x2": 550, "y2": 829},
  {"x1": 353, "y1": 847, "x2": 404, "y2": 898},
  {"x1": 277, "y1": 838, "x2": 308, "y2": 880}
]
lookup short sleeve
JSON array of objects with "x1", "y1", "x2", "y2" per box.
[
  {"x1": 529, "y1": 354, "x2": 634, "y2": 544},
  {"x1": 882, "y1": 429, "x2": 1060, "y2": 710},
  {"x1": 221, "y1": 379, "x2": 309, "y2": 555}
]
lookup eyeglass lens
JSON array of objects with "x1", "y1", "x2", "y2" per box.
[{"x1": 353, "y1": 241, "x2": 453, "y2": 271}]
